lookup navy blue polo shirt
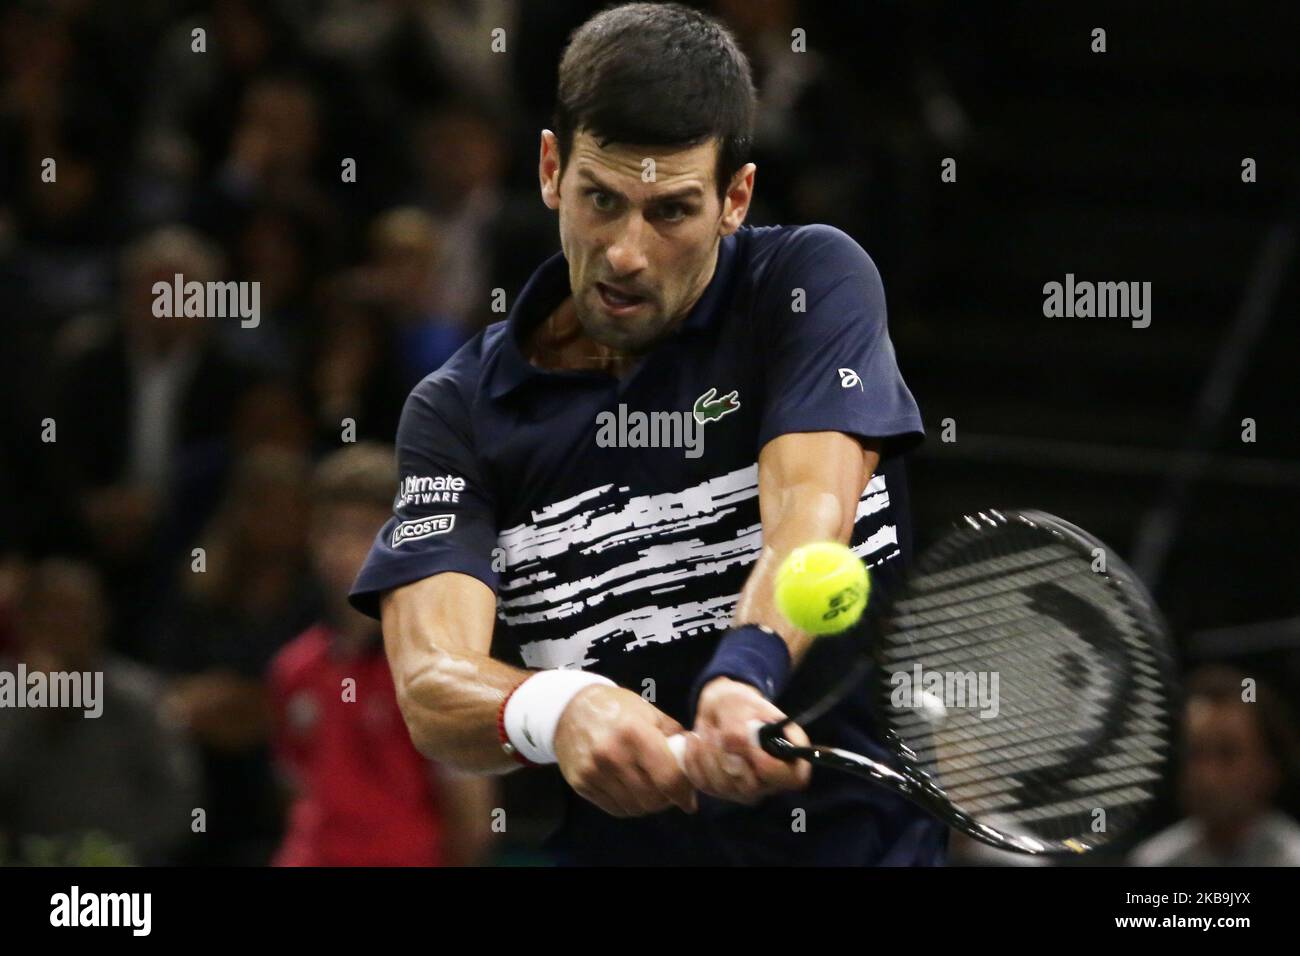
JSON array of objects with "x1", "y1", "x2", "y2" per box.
[{"x1": 350, "y1": 223, "x2": 946, "y2": 866}]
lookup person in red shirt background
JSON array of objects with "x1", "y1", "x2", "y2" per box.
[{"x1": 270, "y1": 443, "x2": 495, "y2": 866}]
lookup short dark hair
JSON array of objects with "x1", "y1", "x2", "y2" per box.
[{"x1": 553, "y1": 2, "x2": 756, "y2": 201}]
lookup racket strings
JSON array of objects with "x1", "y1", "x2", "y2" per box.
[
  {"x1": 889, "y1": 593, "x2": 1123, "y2": 734},
  {"x1": 898, "y1": 698, "x2": 1169, "y2": 769},
  {"x1": 900, "y1": 704, "x2": 1166, "y2": 773},
  {"x1": 895, "y1": 551, "x2": 1082, "y2": 620},
  {"x1": 940, "y1": 736, "x2": 1168, "y2": 804},
  {"x1": 888, "y1": 558, "x2": 1148, "y2": 652},
  {"x1": 884, "y1": 612, "x2": 1117, "y2": 698},
  {"x1": 901, "y1": 543, "x2": 1075, "y2": 594},
  {"x1": 965, "y1": 774, "x2": 1163, "y2": 820},
  {"x1": 877, "y1": 520, "x2": 1174, "y2": 850},
  {"x1": 935, "y1": 718, "x2": 1169, "y2": 836},
  {"x1": 993, "y1": 782, "x2": 1159, "y2": 823}
]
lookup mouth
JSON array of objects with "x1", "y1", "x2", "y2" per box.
[{"x1": 595, "y1": 282, "x2": 649, "y2": 316}]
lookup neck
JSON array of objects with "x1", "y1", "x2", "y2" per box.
[{"x1": 528, "y1": 296, "x2": 647, "y2": 378}]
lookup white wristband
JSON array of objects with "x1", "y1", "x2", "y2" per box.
[{"x1": 503, "y1": 669, "x2": 615, "y2": 765}]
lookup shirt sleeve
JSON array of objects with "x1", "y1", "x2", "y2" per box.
[
  {"x1": 348, "y1": 372, "x2": 500, "y2": 619},
  {"x1": 756, "y1": 224, "x2": 923, "y2": 455}
]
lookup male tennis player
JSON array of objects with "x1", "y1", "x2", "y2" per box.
[{"x1": 350, "y1": 2, "x2": 946, "y2": 865}]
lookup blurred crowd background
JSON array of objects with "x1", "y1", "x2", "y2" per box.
[{"x1": 1, "y1": 0, "x2": 1298, "y2": 866}]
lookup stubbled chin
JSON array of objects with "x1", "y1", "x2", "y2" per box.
[{"x1": 579, "y1": 309, "x2": 661, "y2": 351}]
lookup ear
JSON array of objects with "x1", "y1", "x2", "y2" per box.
[
  {"x1": 719, "y1": 162, "x2": 756, "y2": 237},
  {"x1": 539, "y1": 129, "x2": 562, "y2": 211}
]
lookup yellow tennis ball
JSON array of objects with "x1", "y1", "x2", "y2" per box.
[{"x1": 774, "y1": 542, "x2": 871, "y2": 635}]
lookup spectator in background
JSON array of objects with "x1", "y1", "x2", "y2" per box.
[
  {"x1": 708, "y1": 0, "x2": 829, "y2": 229},
  {"x1": 407, "y1": 98, "x2": 557, "y2": 328},
  {"x1": 198, "y1": 72, "x2": 342, "y2": 248},
  {"x1": 157, "y1": 447, "x2": 320, "y2": 865},
  {"x1": 221, "y1": 201, "x2": 328, "y2": 374},
  {"x1": 352, "y1": 206, "x2": 468, "y2": 387},
  {"x1": 307, "y1": 0, "x2": 519, "y2": 111},
  {"x1": 136, "y1": 0, "x2": 302, "y2": 224},
  {"x1": 1131, "y1": 665, "x2": 1300, "y2": 866},
  {"x1": 409, "y1": 100, "x2": 506, "y2": 324},
  {"x1": 307, "y1": 283, "x2": 409, "y2": 448},
  {"x1": 51, "y1": 224, "x2": 255, "y2": 657},
  {"x1": 230, "y1": 378, "x2": 316, "y2": 461},
  {"x1": 0, "y1": 2, "x2": 129, "y2": 435},
  {"x1": 0, "y1": 2, "x2": 123, "y2": 323},
  {"x1": 0, "y1": 559, "x2": 199, "y2": 866},
  {"x1": 270, "y1": 444, "x2": 495, "y2": 866},
  {"x1": 2, "y1": 106, "x2": 120, "y2": 327},
  {"x1": 147, "y1": 377, "x2": 316, "y2": 571}
]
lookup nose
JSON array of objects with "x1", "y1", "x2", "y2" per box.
[{"x1": 605, "y1": 213, "x2": 649, "y2": 277}]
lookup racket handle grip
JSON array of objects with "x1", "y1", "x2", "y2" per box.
[{"x1": 666, "y1": 721, "x2": 766, "y2": 770}]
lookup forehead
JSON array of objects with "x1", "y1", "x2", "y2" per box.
[{"x1": 567, "y1": 129, "x2": 717, "y2": 195}]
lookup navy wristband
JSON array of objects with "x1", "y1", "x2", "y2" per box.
[{"x1": 689, "y1": 624, "x2": 792, "y2": 722}]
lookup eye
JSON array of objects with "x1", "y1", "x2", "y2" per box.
[
  {"x1": 587, "y1": 189, "x2": 616, "y2": 212},
  {"x1": 657, "y1": 203, "x2": 688, "y2": 223}
]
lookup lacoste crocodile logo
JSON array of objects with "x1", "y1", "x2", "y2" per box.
[{"x1": 692, "y1": 387, "x2": 741, "y2": 425}]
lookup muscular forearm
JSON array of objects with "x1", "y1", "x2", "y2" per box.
[
  {"x1": 398, "y1": 650, "x2": 527, "y2": 773},
  {"x1": 380, "y1": 575, "x2": 525, "y2": 773},
  {"x1": 731, "y1": 432, "x2": 880, "y2": 667},
  {"x1": 732, "y1": 484, "x2": 853, "y2": 665}
]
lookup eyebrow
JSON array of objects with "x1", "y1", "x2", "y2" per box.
[{"x1": 576, "y1": 168, "x2": 705, "y2": 204}]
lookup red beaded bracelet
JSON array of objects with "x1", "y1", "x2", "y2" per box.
[{"x1": 497, "y1": 682, "x2": 536, "y2": 767}]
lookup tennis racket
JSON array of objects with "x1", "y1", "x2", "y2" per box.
[{"x1": 672, "y1": 508, "x2": 1177, "y2": 856}]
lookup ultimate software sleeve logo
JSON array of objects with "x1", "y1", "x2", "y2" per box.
[{"x1": 396, "y1": 474, "x2": 465, "y2": 508}]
